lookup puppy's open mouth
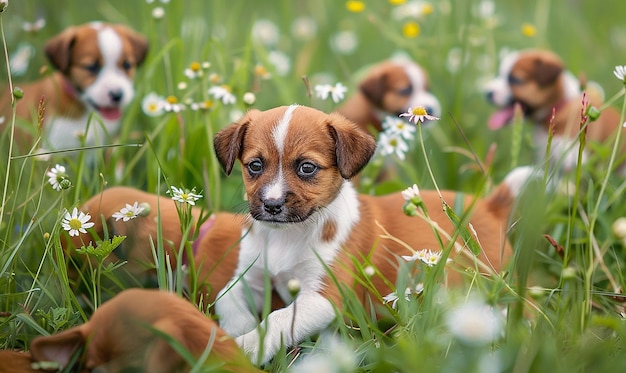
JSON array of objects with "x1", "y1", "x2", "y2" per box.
[
  {"x1": 488, "y1": 105, "x2": 516, "y2": 130},
  {"x1": 95, "y1": 106, "x2": 123, "y2": 121},
  {"x1": 88, "y1": 100, "x2": 123, "y2": 121}
]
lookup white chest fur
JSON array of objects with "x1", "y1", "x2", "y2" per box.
[{"x1": 43, "y1": 113, "x2": 120, "y2": 152}]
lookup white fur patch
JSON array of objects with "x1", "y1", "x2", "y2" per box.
[
  {"x1": 483, "y1": 50, "x2": 519, "y2": 107},
  {"x1": 264, "y1": 105, "x2": 299, "y2": 200},
  {"x1": 395, "y1": 60, "x2": 442, "y2": 117},
  {"x1": 215, "y1": 181, "x2": 361, "y2": 364}
]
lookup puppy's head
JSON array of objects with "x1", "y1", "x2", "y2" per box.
[
  {"x1": 45, "y1": 22, "x2": 149, "y2": 121},
  {"x1": 214, "y1": 105, "x2": 376, "y2": 224},
  {"x1": 359, "y1": 59, "x2": 441, "y2": 121},
  {"x1": 484, "y1": 49, "x2": 580, "y2": 129}
]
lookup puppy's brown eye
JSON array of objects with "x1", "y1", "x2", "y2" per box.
[
  {"x1": 298, "y1": 162, "x2": 318, "y2": 178},
  {"x1": 247, "y1": 159, "x2": 263, "y2": 175},
  {"x1": 508, "y1": 75, "x2": 524, "y2": 85},
  {"x1": 397, "y1": 86, "x2": 413, "y2": 97},
  {"x1": 83, "y1": 62, "x2": 101, "y2": 75}
]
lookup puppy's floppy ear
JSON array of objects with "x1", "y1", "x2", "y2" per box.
[
  {"x1": 214, "y1": 113, "x2": 255, "y2": 175},
  {"x1": 114, "y1": 25, "x2": 149, "y2": 67},
  {"x1": 359, "y1": 72, "x2": 386, "y2": 107},
  {"x1": 327, "y1": 113, "x2": 377, "y2": 179},
  {"x1": 30, "y1": 327, "x2": 87, "y2": 369},
  {"x1": 534, "y1": 58, "x2": 563, "y2": 87},
  {"x1": 44, "y1": 27, "x2": 78, "y2": 73}
]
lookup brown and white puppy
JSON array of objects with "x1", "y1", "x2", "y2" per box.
[
  {"x1": 0, "y1": 22, "x2": 148, "y2": 153},
  {"x1": 337, "y1": 58, "x2": 441, "y2": 133},
  {"x1": 485, "y1": 49, "x2": 623, "y2": 172},
  {"x1": 213, "y1": 105, "x2": 533, "y2": 364},
  {"x1": 29, "y1": 288, "x2": 259, "y2": 373},
  {"x1": 64, "y1": 187, "x2": 241, "y2": 299}
]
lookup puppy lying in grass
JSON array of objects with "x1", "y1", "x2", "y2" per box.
[
  {"x1": 212, "y1": 104, "x2": 534, "y2": 364},
  {"x1": 28, "y1": 288, "x2": 259, "y2": 372}
]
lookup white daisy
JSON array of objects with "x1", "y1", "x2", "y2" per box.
[
  {"x1": 378, "y1": 131, "x2": 409, "y2": 160},
  {"x1": 401, "y1": 184, "x2": 420, "y2": 202},
  {"x1": 314, "y1": 82, "x2": 348, "y2": 103},
  {"x1": 382, "y1": 116, "x2": 416, "y2": 140},
  {"x1": 141, "y1": 92, "x2": 165, "y2": 117},
  {"x1": 446, "y1": 298, "x2": 503, "y2": 344},
  {"x1": 61, "y1": 208, "x2": 95, "y2": 237},
  {"x1": 167, "y1": 186, "x2": 203, "y2": 205},
  {"x1": 112, "y1": 202, "x2": 145, "y2": 222},
  {"x1": 251, "y1": 19, "x2": 280, "y2": 46},
  {"x1": 613, "y1": 65, "x2": 626, "y2": 82},
  {"x1": 208, "y1": 85, "x2": 237, "y2": 105},
  {"x1": 46, "y1": 164, "x2": 69, "y2": 191},
  {"x1": 399, "y1": 106, "x2": 440, "y2": 124},
  {"x1": 267, "y1": 50, "x2": 291, "y2": 76}
]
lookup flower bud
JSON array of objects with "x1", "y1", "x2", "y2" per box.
[
  {"x1": 287, "y1": 278, "x2": 301, "y2": 297},
  {"x1": 561, "y1": 266, "x2": 577, "y2": 280},
  {"x1": 612, "y1": 217, "x2": 626, "y2": 239},
  {"x1": 59, "y1": 178, "x2": 72, "y2": 190},
  {"x1": 138, "y1": 202, "x2": 151, "y2": 217},
  {"x1": 13, "y1": 87, "x2": 23, "y2": 100},
  {"x1": 403, "y1": 201, "x2": 419, "y2": 217},
  {"x1": 0, "y1": 0, "x2": 8, "y2": 12},
  {"x1": 587, "y1": 106, "x2": 601, "y2": 121}
]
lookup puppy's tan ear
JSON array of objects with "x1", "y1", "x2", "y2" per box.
[
  {"x1": 114, "y1": 25, "x2": 149, "y2": 67},
  {"x1": 534, "y1": 58, "x2": 563, "y2": 87},
  {"x1": 214, "y1": 114, "x2": 255, "y2": 175},
  {"x1": 44, "y1": 27, "x2": 78, "y2": 73},
  {"x1": 30, "y1": 327, "x2": 86, "y2": 368},
  {"x1": 327, "y1": 113, "x2": 377, "y2": 179},
  {"x1": 359, "y1": 72, "x2": 386, "y2": 107}
]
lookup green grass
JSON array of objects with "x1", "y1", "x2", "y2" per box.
[{"x1": 2, "y1": 0, "x2": 626, "y2": 372}]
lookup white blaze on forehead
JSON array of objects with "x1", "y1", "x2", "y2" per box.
[
  {"x1": 264, "y1": 104, "x2": 299, "y2": 200},
  {"x1": 272, "y1": 104, "x2": 299, "y2": 155},
  {"x1": 395, "y1": 60, "x2": 442, "y2": 116},
  {"x1": 97, "y1": 26, "x2": 123, "y2": 68}
]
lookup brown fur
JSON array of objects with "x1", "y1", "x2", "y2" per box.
[
  {"x1": 0, "y1": 351, "x2": 40, "y2": 373},
  {"x1": 29, "y1": 289, "x2": 259, "y2": 373}
]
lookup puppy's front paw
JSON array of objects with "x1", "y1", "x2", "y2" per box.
[{"x1": 236, "y1": 330, "x2": 276, "y2": 365}]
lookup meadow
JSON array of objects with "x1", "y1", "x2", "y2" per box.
[{"x1": 2, "y1": 0, "x2": 626, "y2": 371}]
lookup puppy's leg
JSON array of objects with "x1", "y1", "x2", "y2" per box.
[
  {"x1": 236, "y1": 292, "x2": 335, "y2": 365},
  {"x1": 216, "y1": 268, "x2": 267, "y2": 337}
]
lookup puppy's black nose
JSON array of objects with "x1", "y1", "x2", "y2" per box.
[
  {"x1": 263, "y1": 199, "x2": 283, "y2": 215},
  {"x1": 485, "y1": 91, "x2": 494, "y2": 103},
  {"x1": 109, "y1": 89, "x2": 124, "y2": 103}
]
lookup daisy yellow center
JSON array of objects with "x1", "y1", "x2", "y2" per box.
[
  {"x1": 521, "y1": 23, "x2": 536, "y2": 37},
  {"x1": 166, "y1": 96, "x2": 178, "y2": 104},
  {"x1": 148, "y1": 103, "x2": 158, "y2": 112},
  {"x1": 346, "y1": 0, "x2": 365, "y2": 12},
  {"x1": 203, "y1": 100, "x2": 214, "y2": 109},
  {"x1": 69, "y1": 218, "x2": 82, "y2": 230},
  {"x1": 124, "y1": 211, "x2": 135, "y2": 217},
  {"x1": 255, "y1": 65, "x2": 268, "y2": 76},
  {"x1": 190, "y1": 62, "x2": 201, "y2": 71},
  {"x1": 412, "y1": 107, "x2": 428, "y2": 116},
  {"x1": 222, "y1": 85, "x2": 231, "y2": 92},
  {"x1": 422, "y1": 3, "x2": 434, "y2": 15},
  {"x1": 390, "y1": 138, "x2": 398, "y2": 146},
  {"x1": 403, "y1": 22, "x2": 420, "y2": 38},
  {"x1": 181, "y1": 193, "x2": 189, "y2": 200}
]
